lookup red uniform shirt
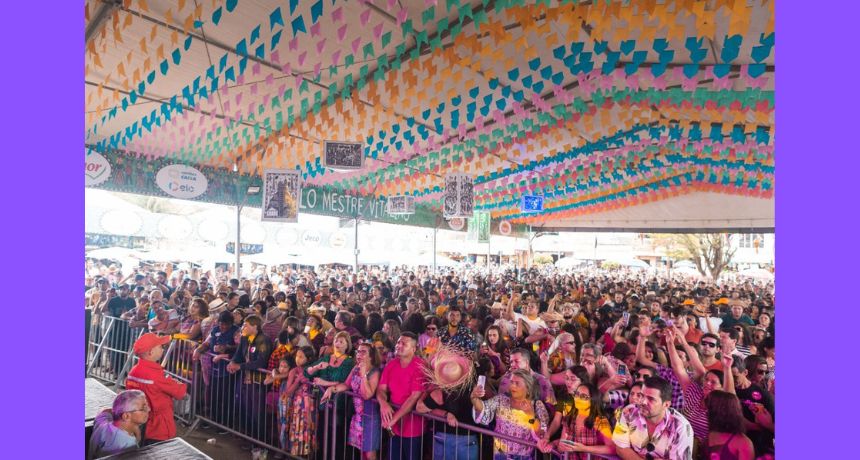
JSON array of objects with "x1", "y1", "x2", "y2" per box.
[{"x1": 125, "y1": 359, "x2": 187, "y2": 441}]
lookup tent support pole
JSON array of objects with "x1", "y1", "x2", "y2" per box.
[
  {"x1": 236, "y1": 204, "x2": 242, "y2": 279},
  {"x1": 354, "y1": 215, "x2": 359, "y2": 273},
  {"x1": 433, "y1": 227, "x2": 437, "y2": 273}
]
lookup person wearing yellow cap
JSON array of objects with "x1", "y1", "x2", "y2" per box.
[{"x1": 125, "y1": 333, "x2": 187, "y2": 444}]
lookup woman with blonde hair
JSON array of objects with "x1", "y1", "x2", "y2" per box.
[{"x1": 471, "y1": 368, "x2": 549, "y2": 459}]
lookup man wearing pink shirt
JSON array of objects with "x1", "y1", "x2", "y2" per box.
[{"x1": 377, "y1": 331, "x2": 426, "y2": 460}]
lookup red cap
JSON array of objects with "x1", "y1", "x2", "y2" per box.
[{"x1": 133, "y1": 333, "x2": 172, "y2": 355}]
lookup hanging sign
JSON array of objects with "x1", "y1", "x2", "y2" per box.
[
  {"x1": 155, "y1": 164, "x2": 208, "y2": 199},
  {"x1": 386, "y1": 195, "x2": 416, "y2": 215},
  {"x1": 323, "y1": 140, "x2": 364, "y2": 170},
  {"x1": 499, "y1": 220, "x2": 512, "y2": 236},
  {"x1": 443, "y1": 173, "x2": 474, "y2": 218},
  {"x1": 447, "y1": 217, "x2": 465, "y2": 231},
  {"x1": 467, "y1": 212, "x2": 491, "y2": 243},
  {"x1": 262, "y1": 169, "x2": 302, "y2": 222},
  {"x1": 85, "y1": 150, "x2": 112, "y2": 186},
  {"x1": 520, "y1": 195, "x2": 544, "y2": 213}
]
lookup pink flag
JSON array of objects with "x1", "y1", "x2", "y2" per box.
[
  {"x1": 360, "y1": 9, "x2": 371, "y2": 26},
  {"x1": 396, "y1": 8, "x2": 408, "y2": 25},
  {"x1": 311, "y1": 22, "x2": 321, "y2": 37},
  {"x1": 332, "y1": 7, "x2": 343, "y2": 23},
  {"x1": 298, "y1": 51, "x2": 307, "y2": 66},
  {"x1": 337, "y1": 24, "x2": 348, "y2": 43}
]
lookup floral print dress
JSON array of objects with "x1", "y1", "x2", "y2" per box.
[
  {"x1": 473, "y1": 394, "x2": 549, "y2": 457},
  {"x1": 347, "y1": 367, "x2": 382, "y2": 452}
]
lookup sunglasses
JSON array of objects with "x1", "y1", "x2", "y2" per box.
[
  {"x1": 645, "y1": 443, "x2": 656, "y2": 460},
  {"x1": 753, "y1": 368, "x2": 769, "y2": 375},
  {"x1": 574, "y1": 392, "x2": 591, "y2": 400},
  {"x1": 701, "y1": 341, "x2": 718, "y2": 348}
]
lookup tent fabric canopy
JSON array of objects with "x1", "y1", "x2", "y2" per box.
[{"x1": 85, "y1": 0, "x2": 774, "y2": 231}]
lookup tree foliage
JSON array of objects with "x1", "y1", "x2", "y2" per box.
[{"x1": 650, "y1": 233, "x2": 737, "y2": 280}]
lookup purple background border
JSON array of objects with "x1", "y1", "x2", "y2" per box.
[
  {"x1": 0, "y1": 1, "x2": 855, "y2": 458},
  {"x1": 776, "y1": 1, "x2": 859, "y2": 458},
  {"x1": 1, "y1": 1, "x2": 82, "y2": 457}
]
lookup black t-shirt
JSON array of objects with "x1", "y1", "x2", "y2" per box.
[
  {"x1": 423, "y1": 386, "x2": 476, "y2": 435},
  {"x1": 106, "y1": 296, "x2": 136, "y2": 318},
  {"x1": 736, "y1": 383, "x2": 774, "y2": 455}
]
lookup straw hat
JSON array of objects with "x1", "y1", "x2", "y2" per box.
[
  {"x1": 423, "y1": 344, "x2": 475, "y2": 393},
  {"x1": 541, "y1": 311, "x2": 564, "y2": 323}
]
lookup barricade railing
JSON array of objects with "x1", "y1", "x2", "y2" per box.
[
  {"x1": 317, "y1": 386, "x2": 620, "y2": 460},
  {"x1": 173, "y1": 347, "x2": 620, "y2": 460},
  {"x1": 86, "y1": 315, "x2": 145, "y2": 387},
  {"x1": 189, "y1": 351, "x2": 317, "y2": 459},
  {"x1": 160, "y1": 338, "x2": 200, "y2": 425}
]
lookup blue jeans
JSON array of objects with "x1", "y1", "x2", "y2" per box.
[
  {"x1": 493, "y1": 453, "x2": 534, "y2": 460},
  {"x1": 388, "y1": 435, "x2": 422, "y2": 460},
  {"x1": 433, "y1": 432, "x2": 478, "y2": 460}
]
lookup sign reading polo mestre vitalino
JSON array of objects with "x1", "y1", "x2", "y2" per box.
[
  {"x1": 297, "y1": 187, "x2": 436, "y2": 226},
  {"x1": 87, "y1": 151, "x2": 464, "y2": 230}
]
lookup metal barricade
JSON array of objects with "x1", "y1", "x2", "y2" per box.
[
  {"x1": 190, "y1": 352, "x2": 318, "y2": 459},
  {"x1": 317, "y1": 385, "x2": 619, "y2": 460},
  {"x1": 86, "y1": 315, "x2": 145, "y2": 387},
  {"x1": 160, "y1": 338, "x2": 199, "y2": 425}
]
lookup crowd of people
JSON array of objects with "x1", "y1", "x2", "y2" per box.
[{"x1": 86, "y1": 261, "x2": 775, "y2": 460}]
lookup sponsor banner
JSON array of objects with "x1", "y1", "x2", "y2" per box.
[{"x1": 156, "y1": 164, "x2": 208, "y2": 199}]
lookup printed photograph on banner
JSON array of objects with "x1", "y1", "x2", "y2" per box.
[
  {"x1": 467, "y1": 215, "x2": 478, "y2": 241},
  {"x1": 323, "y1": 140, "x2": 364, "y2": 170},
  {"x1": 443, "y1": 174, "x2": 459, "y2": 217},
  {"x1": 386, "y1": 195, "x2": 415, "y2": 215},
  {"x1": 262, "y1": 169, "x2": 301, "y2": 222},
  {"x1": 520, "y1": 195, "x2": 544, "y2": 213},
  {"x1": 476, "y1": 212, "x2": 490, "y2": 243},
  {"x1": 458, "y1": 175, "x2": 474, "y2": 217}
]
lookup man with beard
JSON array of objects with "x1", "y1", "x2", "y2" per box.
[
  {"x1": 612, "y1": 376, "x2": 693, "y2": 460},
  {"x1": 438, "y1": 307, "x2": 478, "y2": 354}
]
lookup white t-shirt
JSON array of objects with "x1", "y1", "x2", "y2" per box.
[
  {"x1": 513, "y1": 313, "x2": 547, "y2": 335},
  {"x1": 698, "y1": 316, "x2": 722, "y2": 332}
]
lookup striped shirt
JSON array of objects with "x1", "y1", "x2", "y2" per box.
[{"x1": 682, "y1": 381, "x2": 709, "y2": 441}]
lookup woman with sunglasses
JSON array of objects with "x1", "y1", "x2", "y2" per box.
[
  {"x1": 538, "y1": 382, "x2": 615, "y2": 459},
  {"x1": 419, "y1": 317, "x2": 442, "y2": 353},
  {"x1": 541, "y1": 332, "x2": 579, "y2": 386}
]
